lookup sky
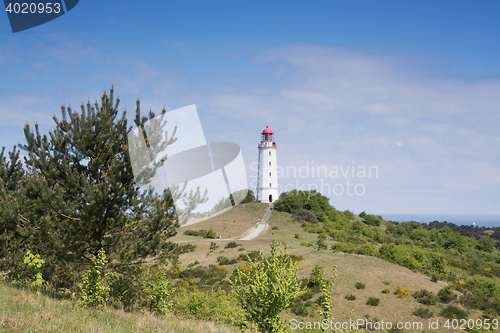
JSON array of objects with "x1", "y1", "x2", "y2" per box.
[{"x1": 0, "y1": 0, "x2": 499, "y2": 216}]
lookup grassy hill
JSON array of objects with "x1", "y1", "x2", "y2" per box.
[
  {"x1": 0, "y1": 282, "x2": 246, "y2": 333},
  {"x1": 2, "y1": 199, "x2": 499, "y2": 332},
  {"x1": 173, "y1": 205, "x2": 482, "y2": 332}
]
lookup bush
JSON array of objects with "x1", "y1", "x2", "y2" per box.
[
  {"x1": 217, "y1": 256, "x2": 238, "y2": 266},
  {"x1": 412, "y1": 289, "x2": 438, "y2": 305},
  {"x1": 173, "y1": 288, "x2": 246, "y2": 326},
  {"x1": 413, "y1": 307, "x2": 434, "y2": 319},
  {"x1": 382, "y1": 281, "x2": 391, "y2": 285},
  {"x1": 289, "y1": 255, "x2": 304, "y2": 263},
  {"x1": 345, "y1": 294, "x2": 356, "y2": 301},
  {"x1": 139, "y1": 272, "x2": 172, "y2": 315},
  {"x1": 237, "y1": 251, "x2": 261, "y2": 262},
  {"x1": 300, "y1": 290, "x2": 314, "y2": 301},
  {"x1": 272, "y1": 226, "x2": 279, "y2": 230},
  {"x1": 382, "y1": 288, "x2": 390, "y2": 294},
  {"x1": 225, "y1": 241, "x2": 241, "y2": 249},
  {"x1": 293, "y1": 209, "x2": 319, "y2": 224},
  {"x1": 438, "y1": 286, "x2": 457, "y2": 304},
  {"x1": 367, "y1": 297, "x2": 380, "y2": 306},
  {"x1": 359, "y1": 211, "x2": 367, "y2": 218},
  {"x1": 396, "y1": 285, "x2": 410, "y2": 297},
  {"x1": 355, "y1": 282, "x2": 366, "y2": 290},
  {"x1": 184, "y1": 229, "x2": 208, "y2": 237},
  {"x1": 309, "y1": 265, "x2": 324, "y2": 287},
  {"x1": 210, "y1": 242, "x2": 219, "y2": 250},
  {"x1": 78, "y1": 249, "x2": 110, "y2": 308},
  {"x1": 290, "y1": 298, "x2": 309, "y2": 316},
  {"x1": 364, "y1": 214, "x2": 383, "y2": 226},
  {"x1": 205, "y1": 228, "x2": 216, "y2": 239},
  {"x1": 440, "y1": 305, "x2": 468, "y2": 320},
  {"x1": 294, "y1": 233, "x2": 300, "y2": 239}
]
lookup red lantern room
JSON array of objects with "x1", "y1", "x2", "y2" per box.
[{"x1": 261, "y1": 125, "x2": 274, "y2": 142}]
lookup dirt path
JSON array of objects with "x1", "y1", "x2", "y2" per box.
[
  {"x1": 174, "y1": 203, "x2": 274, "y2": 243},
  {"x1": 240, "y1": 203, "x2": 273, "y2": 241}
]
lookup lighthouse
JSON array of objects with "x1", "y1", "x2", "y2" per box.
[{"x1": 256, "y1": 125, "x2": 278, "y2": 203}]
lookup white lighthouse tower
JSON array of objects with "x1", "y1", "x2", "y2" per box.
[{"x1": 257, "y1": 125, "x2": 278, "y2": 203}]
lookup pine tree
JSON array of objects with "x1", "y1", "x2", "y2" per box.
[
  {"x1": 0, "y1": 145, "x2": 31, "y2": 276},
  {"x1": 1, "y1": 86, "x2": 204, "y2": 284}
]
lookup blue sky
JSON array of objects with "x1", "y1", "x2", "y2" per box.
[{"x1": 1, "y1": 0, "x2": 499, "y2": 215}]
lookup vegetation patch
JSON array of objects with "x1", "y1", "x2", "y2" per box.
[
  {"x1": 412, "y1": 289, "x2": 438, "y2": 305},
  {"x1": 355, "y1": 282, "x2": 366, "y2": 290},
  {"x1": 413, "y1": 307, "x2": 434, "y2": 319},
  {"x1": 440, "y1": 305, "x2": 468, "y2": 320},
  {"x1": 367, "y1": 297, "x2": 380, "y2": 306},
  {"x1": 225, "y1": 241, "x2": 242, "y2": 249}
]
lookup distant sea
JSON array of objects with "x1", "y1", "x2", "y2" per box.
[{"x1": 380, "y1": 214, "x2": 500, "y2": 228}]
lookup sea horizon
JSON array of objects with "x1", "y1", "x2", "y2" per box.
[{"x1": 379, "y1": 214, "x2": 500, "y2": 228}]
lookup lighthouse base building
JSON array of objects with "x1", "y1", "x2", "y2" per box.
[{"x1": 256, "y1": 126, "x2": 279, "y2": 203}]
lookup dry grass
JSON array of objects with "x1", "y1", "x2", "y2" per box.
[
  {"x1": 174, "y1": 207, "x2": 479, "y2": 332},
  {"x1": 0, "y1": 282, "x2": 248, "y2": 333},
  {"x1": 171, "y1": 203, "x2": 268, "y2": 242},
  {"x1": 3, "y1": 205, "x2": 478, "y2": 332}
]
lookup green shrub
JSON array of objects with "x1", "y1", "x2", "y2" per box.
[
  {"x1": 468, "y1": 276, "x2": 500, "y2": 297},
  {"x1": 173, "y1": 288, "x2": 246, "y2": 327},
  {"x1": 382, "y1": 281, "x2": 391, "y2": 285},
  {"x1": 359, "y1": 211, "x2": 367, "y2": 218},
  {"x1": 184, "y1": 229, "x2": 208, "y2": 237},
  {"x1": 294, "y1": 233, "x2": 300, "y2": 239},
  {"x1": 308, "y1": 265, "x2": 324, "y2": 287},
  {"x1": 217, "y1": 256, "x2": 238, "y2": 265},
  {"x1": 78, "y1": 249, "x2": 110, "y2": 308},
  {"x1": 272, "y1": 226, "x2": 279, "y2": 230},
  {"x1": 367, "y1": 297, "x2": 380, "y2": 306},
  {"x1": 413, "y1": 307, "x2": 434, "y2": 319},
  {"x1": 293, "y1": 209, "x2": 319, "y2": 224},
  {"x1": 210, "y1": 242, "x2": 219, "y2": 250},
  {"x1": 237, "y1": 251, "x2": 261, "y2": 262},
  {"x1": 317, "y1": 233, "x2": 328, "y2": 250},
  {"x1": 139, "y1": 272, "x2": 172, "y2": 315},
  {"x1": 438, "y1": 286, "x2": 457, "y2": 304},
  {"x1": 290, "y1": 298, "x2": 309, "y2": 316},
  {"x1": 300, "y1": 290, "x2": 314, "y2": 301},
  {"x1": 345, "y1": 294, "x2": 356, "y2": 301},
  {"x1": 364, "y1": 214, "x2": 383, "y2": 226},
  {"x1": 225, "y1": 241, "x2": 241, "y2": 249},
  {"x1": 440, "y1": 305, "x2": 468, "y2": 320},
  {"x1": 412, "y1": 289, "x2": 438, "y2": 305},
  {"x1": 205, "y1": 228, "x2": 216, "y2": 239},
  {"x1": 355, "y1": 282, "x2": 366, "y2": 290},
  {"x1": 22, "y1": 250, "x2": 45, "y2": 292},
  {"x1": 382, "y1": 288, "x2": 390, "y2": 294}
]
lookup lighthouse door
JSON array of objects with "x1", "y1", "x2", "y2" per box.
[{"x1": 269, "y1": 194, "x2": 272, "y2": 202}]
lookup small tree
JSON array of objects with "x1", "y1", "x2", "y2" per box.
[
  {"x1": 317, "y1": 232, "x2": 327, "y2": 250},
  {"x1": 22, "y1": 250, "x2": 45, "y2": 293},
  {"x1": 316, "y1": 266, "x2": 336, "y2": 323},
  {"x1": 230, "y1": 239, "x2": 305, "y2": 333},
  {"x1": 79, "y1": 249, "x2": 110, "y2": 308}
]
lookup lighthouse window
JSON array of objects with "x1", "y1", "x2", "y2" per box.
[
  {"x1": 269, "y1": 172, "x2": 271, "y2": 177},
  {"x1": 269, "y1": 151, "x2": 271, "y2": 156},
  {"x1": 269, "y1": 162, "x2": 271, "y2": 166},
  {"x1": 269, "y1": 183, "x2": 272, "y2": 187}
]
